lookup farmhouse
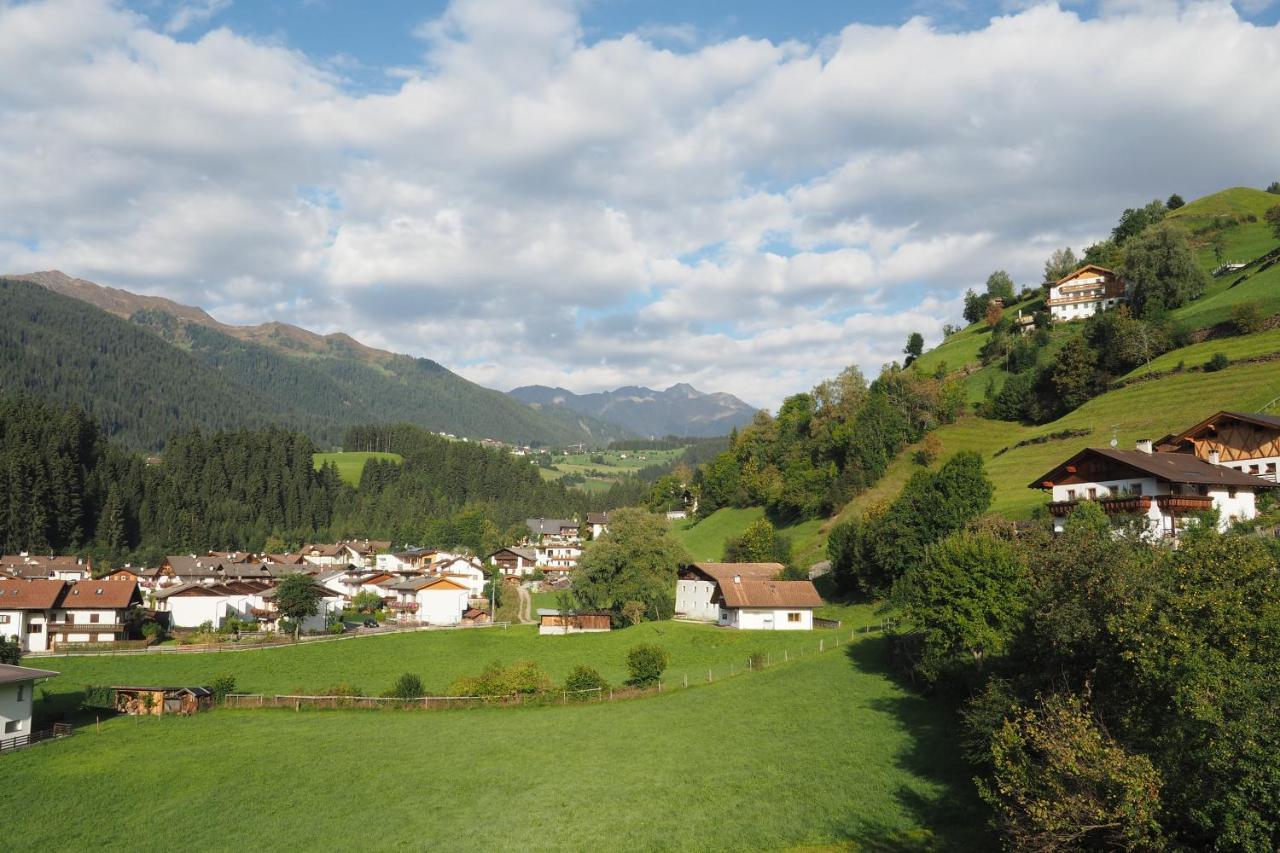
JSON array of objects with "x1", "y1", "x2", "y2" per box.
[
  {"x1": 1031, "y1": 435, "x2": 1274, "y2": 538},
  {"x1": 713, "y1": 576, "x2": 823, "y2": 630},
  {"x1": 584, "y1": 511, "x2": 610, "y2": 539},
  {"x1": 1155, "y1": 411, "x2": 1280, "y2": 482},
  {"x1": 537, "y1": 609, "x2": 612, "y2": 635},
  {"x1": 0, "y1": 663, "x2": 58, "y2": 739},
  {"x1": 0, "y1": 578, "x2": 143, "y2": 652},
  {"x1": 526, "y1": 517, "x2": 580, "y2": 542},
  {"x1": 1046, "y1": 264, "x2": 1128, "y2": 322},
  {"x1": 676, "y1": 562, "x2": 781, "y2": 622},
  {"x1": 488, "y1": 546, "x2": 538, "y2": 578},
  {"x1": 111, "y1": 685, "x2": 214, "y2": 716}
]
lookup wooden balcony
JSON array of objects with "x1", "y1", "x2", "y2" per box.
[
  {"x1": 1155, "y1": 494, "x2": 1214, "y2": 513},
  {"x1": 1047, "y1": 495, "x2": 1151, "y2": 517},
  {"x1": 48, "y1": 623, "x2": 125, "y2": 633}
]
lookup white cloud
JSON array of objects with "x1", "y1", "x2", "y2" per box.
[
  {"x1": 1, "y1": 0, "x2": 1279, "y2": 409},
  {"x1": 164, "y1": 0, "x2": 232, "y2": 35}
]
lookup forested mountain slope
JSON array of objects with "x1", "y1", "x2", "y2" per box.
[{"x1": 4, "y1": 271, "x2": 606, "y2": 450}]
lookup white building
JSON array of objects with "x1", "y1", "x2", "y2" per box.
[
  {"x1": 584, "y1": 512, "x2": 610, "y2": 539},
  {"x1": 0, "y1": 663, "x2": 59, "y2": 740},
  {"x1": 676, "y1": 562, "x2": 783, "y2": 622},
  {"x1": 0, "y1": 578, "x2": 142, "y2": 652},
  {"x1": 430, "y1": 556, "x2": 487, "y2": 597},
  {"x1": 386, "y1": 577, "x2": 470, "y2": 625},
  {"x1": 714, "y1": 576, "x2": 823, "y2": 630},
  {"x1": 0, "y1": 555, "x2": 91, "y2": 582},
  {"x1": 488, "y1": 546, "x2": 538, "y2": 578},
  {"x1": 1046, "y1": 264, "x2": 1128, "y2": 322},
  {"x1": 1032, "y1": 436, "x2": 1274, "y2": 538}
]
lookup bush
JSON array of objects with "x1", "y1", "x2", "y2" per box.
[
  {"x1": 625, "y1": 643, "x2": 669, "y2": 687},
  {"x1": 209, "y1": 673, "x2": 236, "y2": 702},
  {"x1": 0, "y1": 637, "x2": 20, "y2": 665},
  {"x1": 449, "y1": 660, "x2": 553, "y2": 699},
  {"x1": 82, "y1": 685, "x2": 115, "y2": 710},
  {"x1": 351, "y1": 590, "x2": 383, "y2": 614},
  {"x1": 562, "y1": 665, "x2": 608, "y2": 700},
  {"x1": 1231, "y1": 301, "x2": 1266, "y2": 335},
  {"x1": 321, "y1": 682, "x2": 365, "y2": 697},
  {"x1": 1205, "y1": 352, "x2": 1230, "y2": 372},
  {"x1": 140, "y1": 622, "x2": 164, "y2": 644},
  {"x1": 383, "y1": 673, "x2": 425, "y2": 699},
  {"x1": 748, "y1": 650, "x2": 767, "y2": 670}
]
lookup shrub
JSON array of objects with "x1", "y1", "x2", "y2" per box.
[
  {"x1": 449, "y1": 660, "x2": 553, "y2": 699},
  {"x1": 82, "y1": 685, "x2": 115, "y2": 710},
  {"x1": 321, "y1": 683, "x2": 365, "y2": 697},
  {"x1": 383, "y1": 673, "x2": 425, "y2": 699},
  {"x1": 748, "y1": 650, "x2": 767, "y2": 670},
  {"x1": 1205, "y1": 352, "x2": 1230, "y2": 372},
  {"x1": 326, "y1": 620, "x2": 345, "y2": 634},
  {"x1": 0, "y1": 637, "x2": 20, "y2": 665},
  {"x1": 209, "y1": 673, "x2": 236, "y2": 702},
  {"x1": 625, "y1": 643, "x2": 669, "y2": 687},
  {"x1": 562, "y1": 665, "x2": 608, "y2": 700},
  {"x1": 351, "y1": 590, "x2": 383, "y2": 614},
  {"x1": 140, "y1": 622, "x2": 163, "y2": 644},
  {"x1": 1230, "y1": 301, "x2": 1266, "y2": 335}
]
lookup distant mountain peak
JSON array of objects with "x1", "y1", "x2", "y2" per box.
[{"x1": 509, "y1": 383, "x2": 757, "y2": 438}]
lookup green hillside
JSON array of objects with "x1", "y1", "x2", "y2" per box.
[
  {"x1": 312, "y1": 451, "x2": 403, "y2": 486},
  {"x1": 0, "y1": 276, "x2": 601, "y2": 451}
]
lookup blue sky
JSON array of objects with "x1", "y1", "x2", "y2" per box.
[{"x1": 3, "y1": 0, "x2": 1279, "y2": 407}]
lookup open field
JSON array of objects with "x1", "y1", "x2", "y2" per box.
[
  {"x1": 312, "y1": 451, "x2": 402, "y2": 486},
  {"x1": 32, "y1": 607, "x2": 877, "y2": 718},
  {"x1": 1119, "y1": 326, "x2": 1280, "y2": 381},
  {"x1": 670, "y1": 506, "x2": 766, "y2": 560},
  {"x1": 538, "y1": 447, "x2": 685, "y2": 491},
  {"x1": 5, "y1": 636, "x2": 983, "y2": 852}
]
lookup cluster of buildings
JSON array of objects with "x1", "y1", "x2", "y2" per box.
[
  {"x1": 486, "y1": 513, "x2": 611, "y2": 581},
  {"x1": 1032, "y1": 410, "x2": 1280, "y2": 538}
]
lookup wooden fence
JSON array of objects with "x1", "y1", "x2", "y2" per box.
[{"x1": 0, "y1": 722, "x2": 72, "y2": 754}]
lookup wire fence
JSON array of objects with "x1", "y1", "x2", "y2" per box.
[{"x1": 219, "y1": 624, "x2": 891, "y2": 715}]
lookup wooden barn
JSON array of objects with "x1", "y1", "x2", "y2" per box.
[
  {"x1": 537, "y1": 609, "x2": 612, "y2": 635},
  {"x1": 112, "y1": 686, "x2": 214, "y2": 716}
]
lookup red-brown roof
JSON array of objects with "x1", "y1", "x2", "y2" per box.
[
  {"x1": 1030, "y1": 447, "x2": 1277, "y2": 490},
  {"x1": 0, "y1": 578, "x2": 66, "y2": 609},
  {"x1": 717, "y1": 579, "x2": 823, "y2": 609},
  {"x1": 57, "y1": 579, "x2": 141, "y2": 609},
  {"x1": 687, "y1": 562, "x2": 784, "y2": 582}
]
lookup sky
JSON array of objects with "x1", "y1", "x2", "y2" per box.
[{"x1": 1, "y1": 0, "x2": 1279, "y2": 410}]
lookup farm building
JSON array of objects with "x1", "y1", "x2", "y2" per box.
[
  {"x1": 676, "y1": 562, "x2": 782, "y2": 622},
  {"x1": 537, "y1": 609, "x2": 612, "y2": 635},
  {"x1": 713, "y1": 577, "x2": 823, "y2": 630},
  {"x1": 112, "y1": 686, "x2": 214, "y2": 716}
]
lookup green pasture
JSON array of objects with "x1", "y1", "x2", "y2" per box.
[
  {"x1": 312, "y1": 451, "x2": 402, "y2": 486},
  {"x1": 5, "y1": 635, "x2": 983, "y2": 852}
]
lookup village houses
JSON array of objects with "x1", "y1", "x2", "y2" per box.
[
  {"x1": 1031, "y1": 411, "x2": 1279, "y2": 538},
  {"x1": 0, "y1": 577, "x2": 143, "y2": 652}
]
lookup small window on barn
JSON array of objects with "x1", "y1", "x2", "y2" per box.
[
  {"x1": 4, "y1": 720, "x2": 21, "y2": 734},
  {"x1": 787, "y1": 613, "x2": 801, "y2": 623}
]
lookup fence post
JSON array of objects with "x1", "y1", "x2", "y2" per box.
[
  {"x1": 784, "y1": 649, "x2": 788, "y2": 662},
  {"x1": 683, "y1": 673, "x2": 688, "y2": 688},
  {"x1": 708, "y1": 669, "x2": 712, "y2": 683},
  {"x1": 658, "y1": 680, "x2": 662, "y2": 693},
  {"x1": 819, "y1": 639, "x2": 824, "y2": 652},
  {"x1": 767, "y1": 653, "x2": 770, "y2": 667}
]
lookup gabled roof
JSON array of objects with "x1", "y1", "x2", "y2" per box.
[
  {"x1": 0, "y1": 663, "x2": 60, "y2": 685},
  {"x1": 686, "y1": 562, "x2": 783, "y2": 583},
  {"x1": 716, "y1": 579, "x2": 823, "y2": 609},
  {"x1": 585, "y1": 512, "x2": 609, "y2": 525},
  {"x1": 57, "y1": 579, "x2": 142, "y2": 609},
  {"x1": 1158, "y1": 410, "x2": 1280, "y2": 449},
  {"x1": 1053, "y1": 263, "x2": 1117, "y2": 286},
  {"x1": 1030, "y1": 447, "x2": 1277, "y2": 490},
  {"x1": 526, "y1": 518, "x2": 578, "y2": 535},
  {"x1": 393, "y1": 576, "x2": 469, "y2": 592},
  {"x1": 0, "y1": 579, "x2": 70, "y2": 609},
  {"x1": 490, "y1": 546, "x2": 537, "y2": 562}
]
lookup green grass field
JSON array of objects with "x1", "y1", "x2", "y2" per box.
[
  {"x1": 32, "y1": 608, "x2": 876, "y2": 719},
  {"x1": 5, "y1": 636, "x2": 984, "y2": 851},
  {"x1": 1119, "y1": 326, "x2": 1280, "y2": 381},
  {"x1": 312, "y1": 451, "x2": 403, "y2": 486},
  {"x1": 670, "y1": 506, "x2": 766, "y2": 560},
  {"x1": 539, "y1": 447, "x2": 686, "y2": 492}
]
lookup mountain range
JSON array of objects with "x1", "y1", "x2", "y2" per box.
[
  {"x1": 0, "y1": 271, "x2": 753, "y2": 449},
  {"x1": 509, "y1": 383, "x2": 757, "y2": 438}
]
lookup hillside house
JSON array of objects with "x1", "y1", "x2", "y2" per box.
[
  {"x1": 488, "y1": 546, "x2": 538, "y2": 578},
  {"x1": 714, "y1": 577, "x2": 823, "y2": 630},
  {"x1": 377, "y1": 548, "x2": 439, "y2": 573},
  {"x1": 0, "y1": 578, "x2": 142, "y2": 652},
  {"x1": 537, "y1": 609, "x2": 612, "y2": 635},
  {"x1": 1155, "y1": 411, "x2": 1280, "y2": 482},
  {"x1": 0, "y1": 664, "x2": 58, "y2": 739},
  {"x1": 584, "y1": 512, "x2": 610, "y2": 539},
  {"x1": 526, "y1": 518, "x2": 581, "y2": 543},
  {"x1": 1046, "y1": 264, "x2": 1128, "y2": 322},
  {"x1": 1031, "y1": 435, "x2": 1274, "y2": 538},
  {"x1": 154, "y1": 580, "x2": 273, "y2": 628},
  {"x1": 537, "y1": 542, "x2": 582, "y2": 572},
  {"x1": 676, "y1": 562, "x2": 782, "y2": 622},
  {"x1": 339, "y1": 540, "x2": 390, "y2": 569},
  {"x1": 385, "y1": 576, "x2": 470, "y2": 625}
]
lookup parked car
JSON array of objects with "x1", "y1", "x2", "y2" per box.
[{"x1": 362, "y1": 619, "x2": 379, "y2": 628}]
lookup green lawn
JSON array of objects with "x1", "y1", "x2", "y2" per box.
[
  {"x1": 32, "y1": 608, "x2": 878, "y2": 718},
  {"x1": 670, "y1": 506, "x2": 766, "y2": 560},
  {"x1": 1119, "y1": 326, "x2": 1280, "y2": 382},
  {"x1": 312, "y1": 451, "x2": 403, "y2": 486},
  {"x1": 5, "y1": 637, "x2": 984, "y2": 852}
]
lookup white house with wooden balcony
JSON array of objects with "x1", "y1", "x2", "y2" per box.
[
  {"x1": 1030, "y1": 435, "x2": 1274, "y2": 538},
  {"x1": 1046, "y1": 264, "x2": 1128, "y2": 322}
]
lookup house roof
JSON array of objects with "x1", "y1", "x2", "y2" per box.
[
  {"x1": 490, "y1": 546, "x2": 537, "y2": 562},
  {"x1": 397, "y1": 576, "x2": 469, "y2": 592},
  {"x1": 536, "y1": 608, "x2": 612, "y2": 617},
  {"x1": 110, "y1": 685, "x2": 213, "y2": 696},
  {"x1": 1053, "y1": 263, "x2": 1117, "y2": 286},
  {"x1": 585, "y1": 512, "x2": 609, "y2": 525},
  {"x1": 0, "y1": 663, "x2": 60, "y2": 684},
  {"x1": 1029, "y1": 447, "x2": 1278, "y2": 490},
  {"x1": 717, "y1": 579, "x2": 824, "y2": 609},
  {"x1": 1158, "y1": 410, "x2": 1280, "y2": 448},
  {"x1": 526, "y1": 518, "x2": 578, "y2": 535},
  {"x1": 57, "y1": 579, "x2": 142, "y2": 609},
  {"x1": 688, "y1": 562, "x2": 784, "y2": 582},
  {"x1": 0, "y1": 579, "x2": 72, "y2": 609},
  {"x1": 0, "y1": 555, "x2": 90, "y2": 578}
]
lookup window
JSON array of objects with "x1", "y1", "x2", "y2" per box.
[
  {"x1": 1131, "y1": 483, "x2": 1143, "y2": 496},
  {"x1": 4, "y1": 720, "x2": 20, "y2": 734},
  {"x1": 16, "y1": 684, "x2": 23, "y2": 701},
  {"x1": 787, "y1": 613, "x2": 801, "y2": 623},
  {"x1": 0, "y1": 615, "x2": 9, "y2": 624},
  {"x1": 1228, "y1": 487, "x2": 1238, "y2": 498},
  {"x1": 27, "y1": 624, "x2": 41, "y2": 634},
  {"x1": 89, "y1": 613, "x2": 100, "y2": 624},
  {"x1": 1067, "y1": 489, "x2": 1076, "y2": 500},
  {"x1": 1088, "y1": 488, "x2": 1097, "y2": 500}
]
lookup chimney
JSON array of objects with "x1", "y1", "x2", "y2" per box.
[
  {"x1": 733, "y1": 574, "x2": 741, "y2": 584},
  {"x1": 1209, "y1": 450, "x2": 1221, "y2": 465},
  {"x1": 1135, "y1": 439, "x2": 1153, "y2": 455}
]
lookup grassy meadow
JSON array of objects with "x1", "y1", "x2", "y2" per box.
[
  {"x1": 312, "y1": 450, "x2": 403, "y2": 486},
  {"x1": 5, "y1": 635, "x2": 984, "y2": 852},
  {"x1": 32, "y1": 607, "x2": 876, "y2": 718}
]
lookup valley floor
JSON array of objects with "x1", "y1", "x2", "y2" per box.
[{"x1": 2, "y1": 631, "x2": 984, "y2": 851}]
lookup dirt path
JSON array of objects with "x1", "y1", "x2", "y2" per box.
[{"x1": 517, "y1": 585, "x2": 533, "y2": 624}]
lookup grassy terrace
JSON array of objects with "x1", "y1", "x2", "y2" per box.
[
  {"x1": 33, "y1": 607, "x2": 876, "y2": 717},
  {"x1": 5, "y1": 633, "x2": 983, "y2": 851},
  {"x1": 312, "y1": 450, "x2": 402, "y2": 486}
]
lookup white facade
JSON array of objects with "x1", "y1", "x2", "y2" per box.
[
  {"x1": 1047, "y1": 266, "x2": 1127, "y2": 322},
  {"x1": 718, "y1": 607, "x2": 814, "y2": 631},
  {"x1": 0, "y1": 610, "x2": 48, "y2": 653},
  {"x1": 414, "y1": 586, "x2": 469, "y2": 625},
  {"x1": 0, "y1": 668, "x2": 57, "y2": 737},
  {"x1": 675, "y1": 578, "x2": 718, "y2": 622},
  {"x1": 45, "y1": 608, "x2": 126, "y2": 645},
  {"x1": 1049, "y1": 476, "x2": 1259, "y2": 536},
  {"x1": 432, "y1": 558, "x2": 486, "y2": 597}
]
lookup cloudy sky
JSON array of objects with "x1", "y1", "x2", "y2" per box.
[{"x1": 2, "y1": 0, "x2": 1278, "y2": 409}]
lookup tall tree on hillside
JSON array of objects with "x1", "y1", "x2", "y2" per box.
[
  {"x1": 572, "y1": 507, "x2": 688, "y2": 624},
  {"x1": 1111, "y1": 199, "x2": 1166, "y2": 245},
  {"x1": 1265, "y1": 204, "x2": 1280, "y2": 240},
  {"x1": 1266, "y1": 181, "x2": 1280, "y2": 194},
  {"x1": 903, "y1": 332, "x2": 925, "y2": 366},
  {"x1": 963, "y1": 288, "x2": 991, "y2": 325},
  {"x1": 986, "y1": 270, "x2": 1016, "y2": 302},
  {"x1": 1043, "y1": 247, "x2": 1078, "y2": 284},
  {"x1": 1121, "y1": 223, "x2": 1208, "y2": 316},
  {"x1": 1166, "y1": 193, "x2": 1185, "y2": 210}
]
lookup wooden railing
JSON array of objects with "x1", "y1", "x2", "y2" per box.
[
  {"x1": 1155, "y1": 494, "x2": 1214, "y2": 512},
  {"x1": 0, "y1": 722, "x2": 72, "y2": 753}
]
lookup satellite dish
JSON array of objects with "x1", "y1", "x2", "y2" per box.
[{"x1": 1110, "y1": 438, "x2": 1119, "y2": 448}]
